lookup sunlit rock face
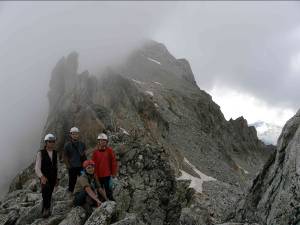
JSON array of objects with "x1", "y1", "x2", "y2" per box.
[
  {"x1": 0, "y1": 40, "x2": 273, "y2": 225},
  {"x1": 233, "y1": 110, "x2": 300, "y2": 225}
]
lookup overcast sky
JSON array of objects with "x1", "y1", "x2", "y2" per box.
[{"x1": 0, "y1": 1, "x2": 299, "y2": 194}]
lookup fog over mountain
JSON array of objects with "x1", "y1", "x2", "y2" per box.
[
  {"x1": 0, "y1": 1, "x2": 300, "y2": 196},
  {"x1": 250, "y1": 121, "x2": 282, "y2": 145}
]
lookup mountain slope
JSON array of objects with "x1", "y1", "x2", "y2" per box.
[{"x1": 0, "y1": 40, "x2": 273, "y2": 225}]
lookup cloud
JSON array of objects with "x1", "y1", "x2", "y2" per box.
[
  {"x1": 209, "y1": 86, "x2": 295, "y2": 127},
  {"x1": 154, "y1": 1, "x2": 300, "y2": 111}
]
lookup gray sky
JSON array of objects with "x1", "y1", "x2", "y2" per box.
[
  {"x1": 0, "y1": 2, "x2": 299, "y2": 194},
  {"x1": 154, "y1": 2, "x2": 300, "y2": 125}
]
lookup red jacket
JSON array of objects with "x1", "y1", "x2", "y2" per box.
[{"x1": 92, "y1": 147, "x2": 118, "y2": 178}]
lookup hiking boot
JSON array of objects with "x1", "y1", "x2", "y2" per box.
[
  {"x1": 82, "y1": 202, "x2": 93, "y2": 216},
  {"x1": 42, "y1": 209, "x2": 50, "y2": 218}
]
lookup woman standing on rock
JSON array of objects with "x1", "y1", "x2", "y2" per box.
[
  {"x1": 34, "y1": 133, "x2": 58, "y2": 218},
  {"x1": 92, "y1": 133, "x2": 118, "y2": 201}
]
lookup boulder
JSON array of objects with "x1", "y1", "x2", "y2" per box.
[
  {"x1": 58, "y1": 207, "x2": 86, "y2": 225},
  {"x1": 84, "y1": 201, "x2": 116, "y2": 225}
]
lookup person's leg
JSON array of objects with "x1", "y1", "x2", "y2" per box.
[
  {"x1": 83, "y1": 195, "x2": 95, "y2": 216},
  {"x1": 41, "y1": 182, "x2": 51, "y2": 217},
  {"x1": 74, "y1": 190, "x2": 95, "y2": 215},
  {"x1": 100, "y1": 177, "x2": 114, "y2": 201},
  {"x1": 68, "y1": 168, "x2": 78, "y2": 192},
  {"x1": 74, "y1": 190, "x2": 87, "y2": 206},
  {"x1": 47, "y1": 180, "x2": 56, "y2": 216}
]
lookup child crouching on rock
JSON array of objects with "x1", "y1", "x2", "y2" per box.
[{"x1": 73, "y1": 160, "x2": 108, "y2": 213}]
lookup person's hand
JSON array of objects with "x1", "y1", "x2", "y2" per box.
[
  {"x1": 96, "y1": 199, "x2": 101, "y2": 207},
  {"x1": 40, "y1": 176, "x2": 48, "y2": 185}
]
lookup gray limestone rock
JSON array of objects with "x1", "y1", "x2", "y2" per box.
[
  {"x1": 58, "y1": 207, "x2": 86, "y2": 225},
  {"x1": 233, "y1": 110, "x2": 300, "y2": 225},
  {"x1": 30, "y1": 216, "x2": 64, "y2": 225},
  {"x1": 0, "y1": 210, "x2": 19, "y2": 225},
  {"x1": 110, "y1": 214, "x2": 145, "y2": 225},
  {"x1": 84, "y1": 201, "x2": 116, "y2": 225},
  {"x1": 15, "y1": 201, "x2": 42, "y2": 225}
]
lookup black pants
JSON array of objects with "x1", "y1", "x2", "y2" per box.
[
  {"x1": 41, "y1": 179, "x2": 56, "y2": 211},
  {"x1": 73, "y1": 190, "x2": 96, "y2": 206},
  {"x1": 99, "y1": 176, "x2": 114, "y2": 201},
  {"x1": 73, "y1": 190, "x2": 97, "y2": 215},
  {"x1": 68, "y1": 167, "x2": 82, "y2": 192}
]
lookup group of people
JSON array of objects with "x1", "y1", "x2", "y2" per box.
[{"x1": 34, "y1": 127, "x2": 118, "y2": 218}]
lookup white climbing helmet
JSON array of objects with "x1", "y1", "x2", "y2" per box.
[
  {"x1": 70, "y1": 127, "x2": 80, "y2": 133},
  {"x1": 97, "y1": 133, "x2": 108, "y2": 140},
  {"x1": 44, "y1": 133, "x2": 56, "y2": 142}
]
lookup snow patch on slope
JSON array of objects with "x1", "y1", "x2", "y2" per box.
[
  {"x1": 177, "y1": 158, "x2": 216, "y2": 193},
  {"x1": 120, "y1": 127, "x2": 129, "y2": 135},
  {"x1": 145, "y1": 91, "x2": 154, "y2": 97},
  {"x1": 132, "y1": 79, "x2": 144, "y2": 85},
  {"x1": 147, "y1": 57, "x2": 161, "y2": 65},
  {"x1": 237, "y1": 164, "x2": 249, "y2": 174},
  {"x1": 152, "y1": 81, "x2": 162, "y2": 86}
]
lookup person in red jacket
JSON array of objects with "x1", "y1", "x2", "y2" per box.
[{"x1": 92, "y1": 133, "x2": 118, "y2": 201}]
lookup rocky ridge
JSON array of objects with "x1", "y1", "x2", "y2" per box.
[{"x1": 0, "y1": 41, "x2": 274, "y2": 225}]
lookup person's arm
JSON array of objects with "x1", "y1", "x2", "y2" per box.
[
  {"x1": 98, "y1": 187, "x2": 108, "y2": 201},
  {"x1": 63, "y1": 143, "x2": 70, "y2": 168},
  {"x1": 54, "y1": 151, "x2": 59, "y2": 186},
  {"x1": 84, "y1": 186, "x2": 101, "y2": 206},
  {"x1": 35, "y1": 152, "x2": 47, "y2": 184},
  {"x1": 82, "y1": 143, "x2": 87, "y2": 155},
  {"x1": 92, "y1": 150, "x2": 97, "y2": 164},
  {"x1": 110, "y1": 149, "x2": 118, "y2": 177}
]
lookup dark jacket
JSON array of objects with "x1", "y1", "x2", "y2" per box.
[
  {"x1": 40, "y1": 149, "x2": 57, "y2": 182},
  {"x1": 64, "y1": 141, "x2": 86, "y2": 168}
]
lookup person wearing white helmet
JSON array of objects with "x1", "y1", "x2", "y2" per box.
[
  {"x1": 63, "y1": 127, "x2": 87, "y2": 193},
  {"x1": 35, "y1": 133, "x2": 58, "y2": 218},
  {"x1": 92, "y1": 133, "x2": 118, "y2": 201}
]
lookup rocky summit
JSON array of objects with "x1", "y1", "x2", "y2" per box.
[{"x1": 0, "y1": 41, "x2": 275, "y2": 225}]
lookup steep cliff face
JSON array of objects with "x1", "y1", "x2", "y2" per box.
[
  {"x1": 116, "y1": 40, "x2": 271, "y2": 185},
  {"x1": 0, "y1": 40, "x2": 273, "y2": 225},
  {"x1": 232, "y1": 110, "x2": 300, "y2": 225}
]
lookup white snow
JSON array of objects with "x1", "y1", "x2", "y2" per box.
[
  {"x1": 131, "y1": 79, "x2": 144, "y2": 85},
  {"x1": 147, "y1": 57, "x2": 161, "y2": 65},
  {"x1": 237, "y1": 164, "x2": 249, "y2": 174},
  {"x1": 152, "y1": 81, "x2": 162, "y2": 86},
  {"x1": 145, "y1": 91, "x2": 154, "y2": 97},
  {"x1": 120, "y1": 128, "x2": 130, "y2": 135},
  {"x1": 184, "y1": 158, "x2": 216, "y2": 182},
  {"x1": 177, "y1": 158, "x2": 216, "y2": 193},
  {"x1": 154, "y1": 103, "x2": 159, "y2": 108}
]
